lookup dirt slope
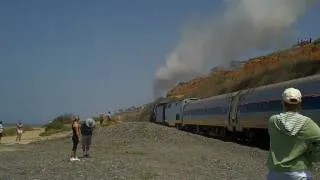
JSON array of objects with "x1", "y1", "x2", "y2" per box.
[{"x1": 167, "y1": 40, "x2": 320, "y2": 99}]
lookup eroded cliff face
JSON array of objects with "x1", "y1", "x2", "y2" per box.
[{"x1": 167, "y1": 42, "x2": 320, "y2": 99}]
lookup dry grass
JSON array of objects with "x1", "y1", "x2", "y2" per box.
[
  {"x1": 39, "y1": 124, "x2": 70, "y2": 137},
  {"x1": 114, "y1": 111, "x2": 142, "y2": 122},
  {"x1": 3, "y1": 125, "x2": 35, "y2": 137}
]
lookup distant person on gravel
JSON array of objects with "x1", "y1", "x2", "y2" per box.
[
  {"x1": 0, "y1": 121, "x2": 3, "y2": 143},
  {"x1": 70, "y1": 115, "x2": 81, "y2": 161},
  {"x1": 267, "y1": 87, "x2": 320, "y2": 180},
  {"x1": 80, "y1": 118, "x2": 95, "y2": 157},
  {"x1": 16, "y1": 121, "x2": 23, "y2": 142}
]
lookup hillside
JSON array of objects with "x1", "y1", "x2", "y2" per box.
[{"x1": 167, "y1": 38, "x2": 320, "y2": 99}]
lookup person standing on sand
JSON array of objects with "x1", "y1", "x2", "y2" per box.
[
  {"x1": 80, "y1": 118, "x2": 95, "y2": 157},
  {"x1": 0, "y1": 121, "x2": 4, "y2": 143},
  {"x1": 267, "y1": 87, "x2": 320, "y2": 180},
  {"x1": 99, "y1": 113, "x2": 104, "y2": 126},
  {"x1": 16, "y1": 121, "x2": 23, "y2": 142},
  {"x1": 70, "y1": 115, "x2": 81, "y2": 161}
]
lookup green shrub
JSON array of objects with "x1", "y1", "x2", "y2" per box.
[
  {"x1": 45, "y1": 121, "x2": 64, "y2": 132},
  {"x1": 41, "y1": 113, "x2": 73, "y2": 136}
]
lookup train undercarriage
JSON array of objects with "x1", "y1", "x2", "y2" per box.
[{"x1": 172, "y1": 123, "x2": 269, "y2": 150}]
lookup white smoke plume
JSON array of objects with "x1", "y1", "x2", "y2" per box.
[{"x1": 154, "y1": 0, "x2": 317, "y2": 98}]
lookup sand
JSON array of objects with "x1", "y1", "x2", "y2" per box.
[{"x1": 0, "y1": 128, "x2": 72, "y2": 152}]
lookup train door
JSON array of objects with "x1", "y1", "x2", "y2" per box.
[{"x1": 228, "y1": 94, "x2": 240, "y2": 132}]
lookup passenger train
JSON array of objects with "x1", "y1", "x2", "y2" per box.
[{"x1": 151, "y1": 74, "x2": 320, "y2": 144}]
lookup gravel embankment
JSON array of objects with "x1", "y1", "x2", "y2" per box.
[{"x1": 0, "y1": 122, "x2": 319, "y2": 180}]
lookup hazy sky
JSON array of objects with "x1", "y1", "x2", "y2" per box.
[{"x1": 1, "y1": 0, "x2": 320, "y2": 124}]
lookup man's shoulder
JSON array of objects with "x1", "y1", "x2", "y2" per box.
[
  {"x1": 269, "y1": 114, "x2": 279, "y2": 121},
  {"x1": 295, "y1": 113, "x2": 312, "y2": 120}
]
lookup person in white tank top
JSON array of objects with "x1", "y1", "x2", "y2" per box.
[{"x1": 16, "y1": 121, "x2": 23, "y2": 142}]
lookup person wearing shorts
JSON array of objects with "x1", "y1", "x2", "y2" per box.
[
  {"x1": 81, "y1": 118, "x2": 95, "y2": 157},
  {"x1": 70, "y1": 116, "x2": 80, "y2": 161},
  {"x1": 16, "y1": 121, "x2": 23, "y2": 142}
]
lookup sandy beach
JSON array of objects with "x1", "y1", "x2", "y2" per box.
[
  {"x1": 0, "y1": 127, "x2": 72, "y2": 152},
  {"x1": 1, "y1": 128, "x2": 45, "y2": 145}
]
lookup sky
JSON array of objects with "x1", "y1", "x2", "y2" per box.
[{"x1": 0, "y1": 0, "x2": 319, "y2": 125}]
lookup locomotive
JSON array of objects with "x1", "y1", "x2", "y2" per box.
[{"x1": 151, "y1": 74, "x2": 320, "y2": 145}]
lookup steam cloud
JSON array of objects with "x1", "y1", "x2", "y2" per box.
[{"x1": 154, "y1": 0, "x2": 317, "y2": 98}]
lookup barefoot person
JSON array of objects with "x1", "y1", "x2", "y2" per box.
[
  {"x1": 16, "y1": 121, "x2": 23, "y2": 142},
  {"x1": 70, "y1": 115, "x2": 81, "y2": 161},
  {"x1": 80, "y1": 118, "x2": 95, "y2": 157},
  {"x1": 0, "y1": 121, "x2": 3, "y2": 143},
  {"x1": 267, "y1": 88, "x2": 320, "y2": 180}
]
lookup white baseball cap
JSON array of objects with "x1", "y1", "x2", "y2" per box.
[{"x1": 282, "y1": 87, "x2": 302, "y2": 104}]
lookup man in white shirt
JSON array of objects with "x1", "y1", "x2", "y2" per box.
[
  {"x1": 16, "y1": 121, "x2": 23, "y2": 142},
  {"x1": 107, "y1": 111, "x2": 112, "y2": 121}
]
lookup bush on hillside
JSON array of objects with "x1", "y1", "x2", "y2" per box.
[{"x1": 40, "y1": 113, "x2": 73, "y2": 137}]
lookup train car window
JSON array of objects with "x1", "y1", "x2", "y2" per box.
[
  {"x1": 176, "y1": 114, "x2": 180, "y2": 120},
  {"x1": 239, "y1": 104, "x2": 246, "y2": 113},
  {"x1": 260, "y1": 101, "x2": 265, "y2": 111},
  {"x1": 268, "y1": 100, "x2": 281, "y2": 111},
  {"x1": 301, "y1": 95, "x2": 320, "y2": 110}
]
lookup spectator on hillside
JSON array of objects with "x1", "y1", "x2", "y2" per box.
[
  {"x1": 267, "y1": 87, "x2": 320, "y2": 180},
  {"x1": 107, "y1": 111, "x2": 112, "y2": 121},
  {"x1": 16, "y1": 121, "x2": 23, "y2": 142},
  {"x1": 80, "y1": 118, "x2": 96, "y2": 157},
  {"x1": 0, "y1": 121, "x2": 3, "y2": 143}
]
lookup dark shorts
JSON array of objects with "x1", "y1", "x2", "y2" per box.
[
  {"x1": 82, "y1": 135, "x2": 92, "y2": 147},
  {"x1": 0, "y1": 133, "x2": 2, "y2": 137},
  {"x1": 72, "y1": 136, "x2": 79, "y2": 151}
]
